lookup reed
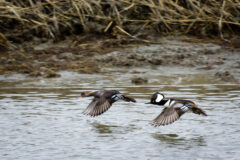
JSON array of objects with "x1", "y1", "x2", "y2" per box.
[{"x1": 0, "y1": 0, "x2": 239, "y2": 48}]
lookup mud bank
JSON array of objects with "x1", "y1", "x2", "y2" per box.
[
  {"x1": 0, "y1": 35, "x2": 129, "y2": 76},
  {"x1": 96, "y1": 36, "x2": 240, "y2": 83},
  {"x1": 0, "y1": 35, "x2": 239, "y2": 83}
]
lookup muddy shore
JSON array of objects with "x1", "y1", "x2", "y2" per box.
[{"x1": 0, "y1": 35, "x2": 239, "y2": 83}]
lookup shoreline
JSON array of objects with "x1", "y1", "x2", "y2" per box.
[{"x1": 0, "y1": 35, "x2": 239, "y2": 84}]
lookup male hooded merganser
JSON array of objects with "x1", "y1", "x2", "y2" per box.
[
  {"x1": 80, "y1": 90, "x2": 136, "y2": 117},
  {"x1": 147, "y1": 92, "x2": 207, "y2": 126}
]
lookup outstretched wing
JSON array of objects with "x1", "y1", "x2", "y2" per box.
[
  {"x1": 82, "y1": 97, "x2": 112, "y2": 117},
  {"x1": 151, "y1": 102, "x2": 188, "y2": 126},
  {"x1": 151, "y1": 107, "x2": 181, "y2": 126}
]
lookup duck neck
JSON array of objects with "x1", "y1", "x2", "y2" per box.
[{"x1": 157, "y1": 99, "x2": 168, "y2": 105}]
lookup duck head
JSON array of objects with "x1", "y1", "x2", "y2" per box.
[{"x1": 146, "y1": 92, "x2": 166, "y2": 105}]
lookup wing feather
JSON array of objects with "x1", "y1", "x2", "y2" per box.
[
  {"x1": 152, "y1": 106, "x2": 183, "y2": 126},
  {"x1": 82, "y1": 97, "x2": 112, "y2": 116},
  {"x1": 82, "y1": 98, "x2": 98, "y2": 115}
]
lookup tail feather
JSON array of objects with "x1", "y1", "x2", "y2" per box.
[
  {"x1": 81, "y1": 91, "x2": 94, "y2": 97},
  {"x1": 192, "y1": 107, "x2": 207, "y2": 116},
  {"x1": 122, "y1": 95, "x2": 136, "y2": 102}
]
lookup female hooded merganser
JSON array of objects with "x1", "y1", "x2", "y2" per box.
[
  {"x1": 147, "y1": 92, "x2": 207, "y2": 126},
  {"x1": 80, "y1": 90, "x2": 136, "y2": 117}
]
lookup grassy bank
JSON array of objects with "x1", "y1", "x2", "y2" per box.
[{"x1": 0, "y1": 0, "x2": 240, "y2": 48}]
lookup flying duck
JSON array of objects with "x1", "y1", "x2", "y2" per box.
[
  {"x1": 80, "y1": 90, "x2": 136, "y2": 117},
  {"x1": 147, "y1": 92, "x2": 207, "y2": 126}
]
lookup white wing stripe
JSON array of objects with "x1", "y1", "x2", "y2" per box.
[{"x1": 181, "y1": 105, "x2": 189, "y2": 112}]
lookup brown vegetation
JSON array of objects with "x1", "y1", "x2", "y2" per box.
[{"x1": 0, "y1": 0, "x2": 240, "y2": 48}]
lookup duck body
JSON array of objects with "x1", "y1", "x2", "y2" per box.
[
  {"x1": 148, "y1": 92, "x2": 207, "y2": 126},
  {"x1": 81, "y1": 90, "x2": 136, "y2": 117}
]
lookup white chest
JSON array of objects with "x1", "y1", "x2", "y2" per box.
[{"x1": 164, "y1": 99, "x2": 175, "y2": 107}]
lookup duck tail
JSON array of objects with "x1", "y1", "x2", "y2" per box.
[
  {"x1": 122, "y1": 95, "x2": 136, "y2": 102},
  {"x1": 80, "y1": 91, "x2": 94, "y2": 97},
  {"x1": 192, "y1": 107, "x2": 207, "y2": 116}
]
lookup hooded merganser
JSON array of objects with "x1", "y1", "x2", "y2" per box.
[
  {"x1": 147, "y1": 92, "x2": 207, "y2": 126},
  {"x1": 80, "y1": 90, "x2": 136, "y2": 117}
]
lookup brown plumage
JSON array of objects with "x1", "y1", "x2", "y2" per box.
[
  {"x1": 80, "y1": 90, "x2": 136, "y2": 117},
  {"x1": 148, "y1": 92, "x2": 207, "y2": 126}
]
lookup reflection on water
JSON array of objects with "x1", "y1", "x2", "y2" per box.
[
  {"x1": 0, "y1": 71, "x2": 240, "y2": 160},
  {"x1": 91, "y1": 122, "x2": 118, "y2": 134},
  {"x1": 91, "y1": 122, "x2": 140, "y2": 136},
  {"x1": 152, "y1": 133, "x2": 181, "y2": 142},
  {"x1": 152, "y1": 133, "x2": 206, "y2": 148}
]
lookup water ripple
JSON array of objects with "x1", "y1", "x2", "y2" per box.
[{"x1": 0, "y1": 83, "x2": 240, "y2": 160}]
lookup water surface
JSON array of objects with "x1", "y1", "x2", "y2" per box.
[{"x1": 0, "y1": 68, "x2": 240, "y2": 160}]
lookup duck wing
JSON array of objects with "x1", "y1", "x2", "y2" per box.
[
  {"x1": 151, "y1": 107, "x2": 180, "y2": 126},
  {"x1": 151, "y1": 102, "x2": 188, "y2": 126},
  {"x1": 82, "y1": 97, "x2": 112, "y2": 117}
]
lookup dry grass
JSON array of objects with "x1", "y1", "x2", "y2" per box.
[{"x1": 0, "y1": 0, "x2": 240, "y2": 48}]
